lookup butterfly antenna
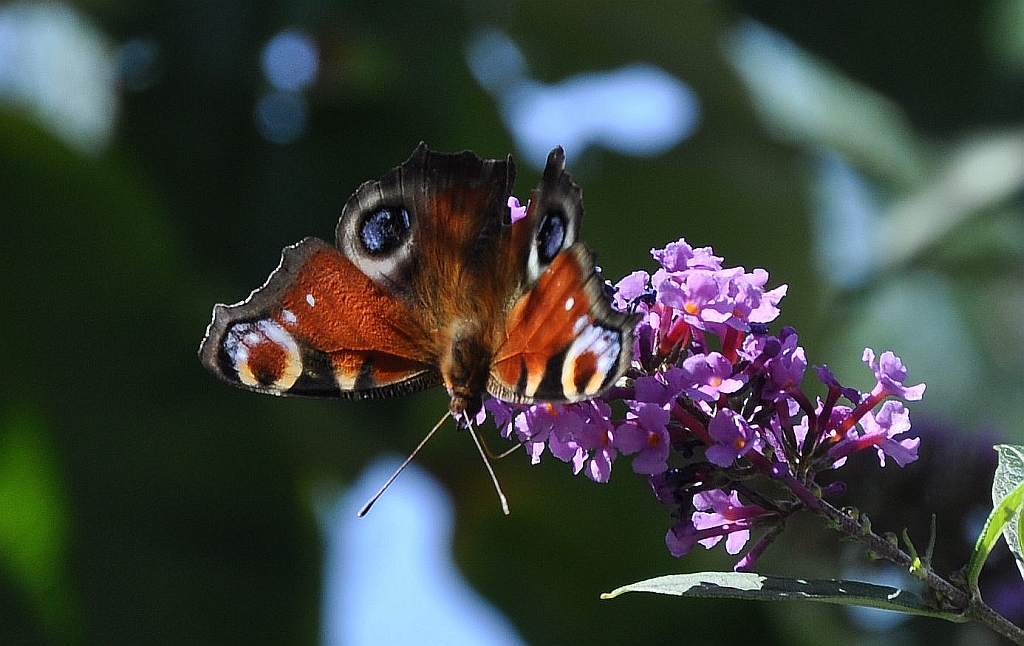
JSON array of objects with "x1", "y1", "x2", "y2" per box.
[
  {"x1": 357, "y1": 410, "x2": 451, "y2": 517},
  {"x1": 466, "y1": 417, "x2": 511, "y2": 516},
  {"x1": 493, "y1": 443, "x2": 523, "y2": 460},
  {"x1": 476, "y1": 430, "x2": 523, "y2": 460}
]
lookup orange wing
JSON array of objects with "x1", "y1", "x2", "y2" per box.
[
  {"x1": 199, "y1": 237, "x2": 439, "y2": 398},
  {"x1": 488, "y1": 244, "x2": 638, "y2": 404}
]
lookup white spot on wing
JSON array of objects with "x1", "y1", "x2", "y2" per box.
[
  {"x1": 306, "y1": 293, "x2": 316, "y2": 307},
  {"x1": 573, "y1": 315, "x2": 588, "y2": 335},
  {"x1": 564, "y1": 296, "x2": 575, "y2": 311},
  {"x1": 281, "y1": 309, "x2": 297, "y2": 326}
]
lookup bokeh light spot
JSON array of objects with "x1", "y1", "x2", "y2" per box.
[
  {"x1": 254, "y1": 90, "x2": 308, "y2": 144},
  {"x1": 261, "y1": 28, "x2": 319, "y2": 92}
]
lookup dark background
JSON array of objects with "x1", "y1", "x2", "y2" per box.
[{"x1": 3, "y1": 1, "x2": 1023, "y2": 644}]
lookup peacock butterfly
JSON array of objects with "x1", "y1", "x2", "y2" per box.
[{"x1": 199, "y1": 144, "x2": 637, "y2": 434}]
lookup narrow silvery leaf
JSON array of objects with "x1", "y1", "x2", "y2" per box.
[{"x1": 602, "y1": 572, "x2": 964, "y2": 621}]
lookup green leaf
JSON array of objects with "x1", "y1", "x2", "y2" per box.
[
  {"x1": 968, "y1": 445, "x2": 1024, "y2": 587},
  {"x1": 0, "y1": 407, "x2": 78, "y2": 640},
  {"x1": 602, "y1": 572, "x2": 966, "y2": 622},
  {"x1": 1019, "y1": 505, "x2": 1024, "y2": 557}
]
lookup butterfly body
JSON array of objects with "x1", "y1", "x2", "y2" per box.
[{"x1": 200, "y1": 144, "x2": 637, "y2": 420}]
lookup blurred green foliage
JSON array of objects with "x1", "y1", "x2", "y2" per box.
[{"x1": 2, "y1": 1, "x2": 1022, "y2": 644}]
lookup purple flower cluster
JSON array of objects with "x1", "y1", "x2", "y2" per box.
[{"x1": 486, "y1": 238, "x2": 926, "y2": 567}]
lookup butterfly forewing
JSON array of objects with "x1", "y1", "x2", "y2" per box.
[
  {"x1": 200, "y1": 237, "x2": 439, "y2": 398},
  {"x1": 489, "y1": 244, "x2": 637, "y2": 404}
]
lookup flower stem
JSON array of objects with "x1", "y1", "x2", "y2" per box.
[{"x1": 816, "y1": 500, "x2": 1024, "y2": 644}]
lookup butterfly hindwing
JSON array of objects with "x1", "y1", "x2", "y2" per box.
[{"x1": 200, "y1": 237, "x2": 439, "y2": 398}]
